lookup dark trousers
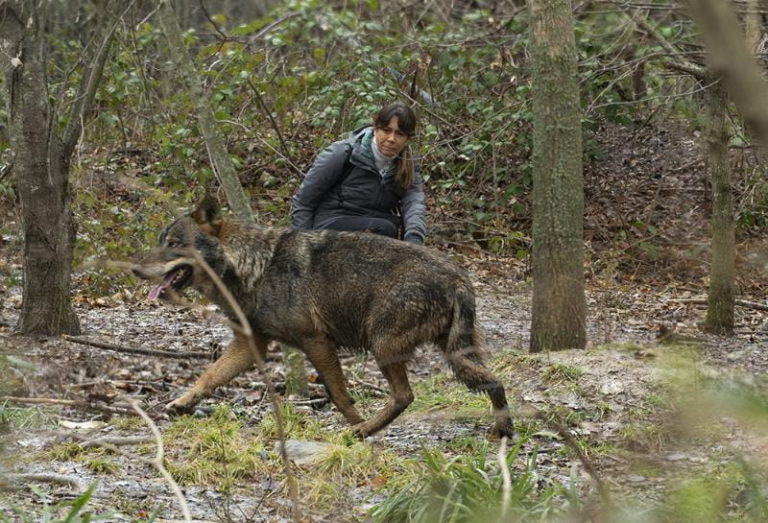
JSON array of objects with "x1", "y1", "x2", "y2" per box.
[{"x1": 320, "y1": 215, "x2": 400, "y2": 239}]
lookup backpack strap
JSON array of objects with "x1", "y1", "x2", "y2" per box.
[
  {"x1": 332, "y1": 143, "x2": 354, "y2": 204},
  {"x1": 340, "y1": 143, "x2": 354, "y2": 183}
]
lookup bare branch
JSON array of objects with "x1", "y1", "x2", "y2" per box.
[
  {"x1": 63, "y1": 334, "x2": 212, "y2": 360},
  {"x1": 61, "y1": 2, "x2": 135, "y2": 156},
  {"x1": 497, "y1": 436, "x2": 512, "y2": 520},
  {"x1": 190, "y1": 250, "x2": 302, "y2": 522},
  {"x1": 625, "y1": 9, "x2": 707, "y2": 79},
  {"x1": 2, "y1": 473, "x2": 85, "y2": 492},
  {"x1": 0, "y1": 395, "x2": 137, "y2": 416}
]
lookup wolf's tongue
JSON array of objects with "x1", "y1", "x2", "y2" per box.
[{"x1": 147, "y1": 272, "x2": 176, "y2": 300}]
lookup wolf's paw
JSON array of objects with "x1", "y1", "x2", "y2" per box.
[
  {"x1": 490, "y1": 419, "x2": 515, "y2": 440},
  {"x1": 351, "y1": 422, "x2": 373, "y2": 439},
  {"x1": 165, "y1": 397, "x2": 198, "y2": 416}
]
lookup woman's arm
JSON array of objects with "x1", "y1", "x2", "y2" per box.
[
  {"x1": 290, "y1": 142, "x2": 351, "y2": 230},
  {"x1": 400, "y1": 167, "x2": 428, "y2": 244}
]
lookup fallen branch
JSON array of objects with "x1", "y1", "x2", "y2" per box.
[
  {"x1": 80, "y1": 435, "x2": 153, "y2": 448},
  {"x1": 2, "y1": 472, "x2": 85, "y2": 492},
  {"x1": 538, "y1": 411, "x2": 611, "y2": 505},
  {"x1": 0, "y1": 395, "x2": 137, "y2": 416},
  {"x1": 63, "y1": 335, "x2": 211, "y2": 360},
  {"x1": 670, "y1": 298, "x2": 768, "y2": 312}
]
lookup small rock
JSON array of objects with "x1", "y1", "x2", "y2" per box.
[
  {"x1": 600, "y1": 379, "x2": 625, "y2": 395},
  {"x1": 666, "y1": 452, "x2": 688, "y2": 461},
  {"x1": 627, "y1": 474, "x2": 646, "y2": 483},
  {"x1": 276, "y1": 439, "x2": 334, "y2": 465}
]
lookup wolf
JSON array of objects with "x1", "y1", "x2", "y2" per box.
[{"x1": 132, "y1": 196, "x2": 514, "y2": 438}]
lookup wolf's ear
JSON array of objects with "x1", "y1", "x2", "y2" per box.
[{"x1": 191, "y1": 195, "x2": 223, "y2": 236}]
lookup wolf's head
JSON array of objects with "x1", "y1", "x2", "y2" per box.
[{"x1": 132, "y1": 196, "x2": 224, "y2": 301}]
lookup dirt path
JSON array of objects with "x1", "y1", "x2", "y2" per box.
[{"x1": 2, "y1": 274, "x2": 766, "y2": 521}]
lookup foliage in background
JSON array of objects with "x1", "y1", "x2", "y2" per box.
[{"x1": 2, "y1": 0, "x2": 767, "y2": 291}]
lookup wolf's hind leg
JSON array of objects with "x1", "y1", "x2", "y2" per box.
[
  {"x1": 445, "y1": 350, "x2": 514, "y2": 438},
  {"x1": 166, "y1": 332, "x2": 265, "y2": 414},
  {"x1": 302, "y1": 335, "x2": 364, "y2": 425}
]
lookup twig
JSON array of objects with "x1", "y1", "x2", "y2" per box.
[
  {"x1": 669, "y1": 158, "x2": 704, "y2": 173},
  {"x1": 127, "y1": 398, "x2": 192, "y2": 522},
  {"x1": 63, "y1": 334, "x2": 211, "y2": 360},
  {"x1": 670, "y1": 298, "x2": 768, "y2": 311},
  {"x1": 191, "y1": 251, "x2": 301, "y2": 522},
  {"x1": 246, "y1": 77, "x2": 293, "y2": 164},
  {"x1": 541, "y1": 412, "x2": 610, "y2": 505},
  {"x1": 497, "y1": 436, "x2": 512, "y2": 520},
  {"x1": 2, "y1": 473, "x2": 85, "y2": 492},
  {"x1": 0, "y1": 395, "x2": 136, "y2": 416},
  {"x1": 80, "y1": 435, "x2": 153, "y2": 448},
  {"x1": 348, "y1": 376, "x2": 388, "y2": 397}
]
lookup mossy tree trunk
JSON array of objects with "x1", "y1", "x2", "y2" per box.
[
  {"x1": 157, "y1": 0, "x2": 255, "y2": 224},
  {"x1": 0, "y1": 2, "x2": 117, "y2": 335},
  {"x1": 703, "y1": 83, "x2": 735, "y2": 334},
  {"x1": 158, "y1": 1, "x2": 308, "y2": 395},
  {"x1": 528, "y1": 0, "x2": 587, "y2": 352}
]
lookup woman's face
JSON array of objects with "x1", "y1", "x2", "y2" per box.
[{"x1": 374, "y1": 117, "x2": 410, "y2": 157}]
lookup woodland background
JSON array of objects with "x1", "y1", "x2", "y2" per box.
[{"x1": 1, "y1": 0, "x2": 768, "y2": 521}]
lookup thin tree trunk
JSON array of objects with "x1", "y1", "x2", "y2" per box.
[
  {"x1": 702, "y1": 81, "x2": 735, "y2": 334},
  {"x1": 2, "y1": 2, "x2": 119, "y2": 335},
  {"x1": 528, "y1": 0, "x2": 586, "y2": 352},
  {"x1": 686, "y1": 0, "x2": 768, "y2": 150},
  {"x1": 2, "y1": 4, "x2": 80, "y2": 335},
  {"x1": 157, "y1": 0, "x2": 254, "y2": 223},
  {"x1": 157, "y1": 1, "x2": 310, "y2": 394}
]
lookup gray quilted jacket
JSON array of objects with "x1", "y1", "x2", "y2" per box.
[{"x1": 290, "y1": 127, "x2": 427, "y2": 244}]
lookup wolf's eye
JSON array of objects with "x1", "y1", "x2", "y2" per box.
[{"x1": 167, "y1": 239, "x2": 183, "y2": 248}]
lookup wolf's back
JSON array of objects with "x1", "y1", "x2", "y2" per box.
[{"x1": 257, "y1": 230, "x2": 476, "y2": 351}]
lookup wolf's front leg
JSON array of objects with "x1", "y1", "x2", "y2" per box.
[{"x1": 166, "y1": 332, "x2": 267, "y2": 414}]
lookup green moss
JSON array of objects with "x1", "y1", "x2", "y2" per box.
[{"x1": 86, "y1": 457, "x2": 121, "y2": 475}]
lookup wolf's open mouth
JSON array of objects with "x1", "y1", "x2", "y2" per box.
[{"x1": 148, "y1": 264, "x2": 193, "y2": 300}]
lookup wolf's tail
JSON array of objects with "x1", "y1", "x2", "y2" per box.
[
  {"x1": 443, "y1": 287, "x2": 487, "y2": 387},
  {"x1": 443, "y1": 287, "x2": 512, "y2": 434}
]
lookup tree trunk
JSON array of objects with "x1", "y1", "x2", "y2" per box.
[
  {"x1": 1, "y1": 4, "x2": 80, "y2": 335},
  {"x1": 686, "y1": 0, "x2": 768, "y2": 150},
  {"x1": 703, "y1": 84, "x2": 735, "y2": 334},
  {"x1": 157, "y1": 1, "x2": 310, "y2": 394},
  {"x1": 157, "y1": 0, "x2": 255, "y2": 223},
  {"x1": 528, "y1": 0, "x2": 587, "y2": 352},
  {"x1": 2, "y1": 2, "x2": 117, "y2": 336},
  {"x1": 744, "y1": 0, "x2": 762, "y2": 54}
]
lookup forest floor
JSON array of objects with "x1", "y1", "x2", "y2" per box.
[{"x1": 1, "y1": 119, "x2": 767, "y2": 521}]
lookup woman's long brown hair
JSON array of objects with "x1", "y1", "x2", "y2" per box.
[{"x1": 374, "y1": 102, "x2": 417, "y2": 192}]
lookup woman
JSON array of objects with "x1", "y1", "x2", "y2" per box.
[{"x1": 290, "y1": 102, "x2": 427, "y2": 245}]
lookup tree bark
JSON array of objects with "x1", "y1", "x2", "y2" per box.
[
  {"x1": 702, "y1": 81, "x2": 735, "y2": 334},
  {"x1": 1, "y1": 4, "x2": 80, "y2": 335},
  {"x1": 157, "y1": 1, "x2": 311, "y2": 394},
  {"x1": 157, "y1": 0, "x2": 255, "y2": 223},
  {"x1": 528, "y1": 0, "x2": 587, "y2": 352},
  {"x1": 1, "y1": 2, "x2": 119, "y2": 335},
  {"x1": 686, "y1": 0, "x2": 768, "y2": 151}
]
